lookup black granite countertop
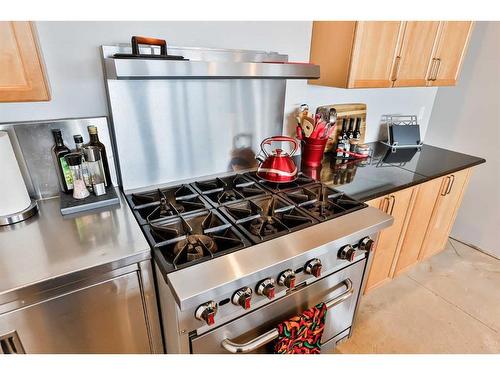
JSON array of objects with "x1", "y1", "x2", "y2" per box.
[{"x1": 297, "y1": 142, "x2": 485, "y2": 202}]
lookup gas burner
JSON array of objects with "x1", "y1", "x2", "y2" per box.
[
  {"x1": 127, "y1": 184, "x2": 211, "y2": 225},
  {"x1": 279, "y1": 184, "x2": 366, "y2": 221},
  {"x1": 173, "y1": 235, "x2": 217, "y2": 262},
  {"x1": 192, "y1": 174, "x2": 268, "y2": 207},
  {"x1": 245, "y1": 171, "x2": 316, "y2": 193},
  {"x1": 220, "y1": 195, "x2": 316, "y2": 243},
  {"x1": 144, "y1": 210, "x2": 250, "y2": 271}
]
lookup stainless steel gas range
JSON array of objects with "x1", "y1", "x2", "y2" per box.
[
  {"x1": 101, "y1": 42, "x2": 393, "y2": 353},
  {"x1": 125, "y1": 173, "x2": 393, "y2": 353}
]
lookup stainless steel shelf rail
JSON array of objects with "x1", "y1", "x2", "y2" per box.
[
  {"x1": 104, "y1": 59, "x2": 320, "y2": 80},
  {"x1": 221, "y1": 279, "x2": 353, "y2": 354}
]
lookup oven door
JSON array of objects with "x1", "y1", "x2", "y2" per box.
[{"x1": 190, "y1": 259, "x2": 365, "y2": 354}]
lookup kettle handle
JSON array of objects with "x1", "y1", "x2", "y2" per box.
[{"x1": 260, "y1": 136, "x2": 299, "y2": 157}]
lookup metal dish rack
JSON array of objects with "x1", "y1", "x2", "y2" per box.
[{"x1": 379, "y1": 115, "x2": 423, "y2": 151}]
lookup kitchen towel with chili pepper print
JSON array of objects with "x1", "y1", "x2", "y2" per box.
[{"x1": 273, "y1": 302, "x2": 328, "y2": 354}]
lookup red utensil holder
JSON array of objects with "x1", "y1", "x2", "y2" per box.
[{"x1": 301, "y1": 137, "x2": 328, "y2": 167}]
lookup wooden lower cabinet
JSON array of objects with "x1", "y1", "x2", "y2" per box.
[
  {"x1": 394, "y1": 178, "x2": 443, "y2": 275},
  {"x1": 364, "y1": 186, "x2": 417, "y2": 292},
  {"x1": 418, "y1": 168, "x2": 472, "y2": 259},
  {"x1": 365, "y1": 168, "x2": 473, "y2": 292}
]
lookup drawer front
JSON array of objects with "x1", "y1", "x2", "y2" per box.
[{"x1": 0, "y1": 272, "x2": 151, "y2": 353}]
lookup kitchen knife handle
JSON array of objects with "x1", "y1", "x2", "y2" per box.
[{"x1": 131, "y1": 36, "x2": 167, "y2": 56}]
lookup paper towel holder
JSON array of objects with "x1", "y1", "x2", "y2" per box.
[{"x1": 0, "y1": 199, "x2": 38, "y2": 226}]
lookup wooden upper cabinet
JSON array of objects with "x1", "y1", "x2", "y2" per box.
[
  {"x1": 393, "y1": 21, "x2": 440, "y2": 87},
  {"x1": 428, "y1": 21, "x2": 474, "y2": 86},
  {"x1": 348, "y1": 21, "x2": 403, "y2": 88},
  {"x1": 0, "y1": 21, "x2": 50, "y2": 102},
  {"x1": 309, "y1": 21, "x2": 473, "y2": 88}
]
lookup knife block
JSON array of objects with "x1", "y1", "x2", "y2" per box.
[{"x1": 315, "y1": 103, "x2": 367, "y2": 153}]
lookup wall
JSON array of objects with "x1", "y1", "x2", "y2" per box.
[
  {"x1": 0, "y1": 21, "x2": 437, "y2": 142},
  {"x1": 425, "y1": 21, "x2": 500, "y2": 258}
]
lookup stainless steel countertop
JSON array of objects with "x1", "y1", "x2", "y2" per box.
[{"x1": 0, "y1": 189, "x2": 150, "y2": 299}]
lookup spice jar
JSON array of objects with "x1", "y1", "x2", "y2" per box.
[
  {"x1": 65, "y1": 153, "x2": 90, "y2": 200},
  {"x1": 84, "y1": 146, "x2": 107, "y2": 196}
]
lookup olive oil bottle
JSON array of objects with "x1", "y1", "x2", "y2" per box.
[{"x1": 51, "y1": 129, "x2": 73, "y2": 193}]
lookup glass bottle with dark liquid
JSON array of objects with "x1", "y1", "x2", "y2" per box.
[
  {"x1": 51, "y1": 129, "x2": 73, "y2": 193},
  {"x1": 85, "y1": 125, "x2": 112, "y2": 187}
]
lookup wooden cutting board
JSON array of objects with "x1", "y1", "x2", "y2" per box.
[{"x1": 315, "y1": 103, "x2": 367, "y2": 152}]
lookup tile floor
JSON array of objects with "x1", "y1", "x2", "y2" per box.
[{"x1": 336, "y1": 238, "x2": 500, "y2": 354}]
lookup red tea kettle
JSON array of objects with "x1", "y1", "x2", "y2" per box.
[{"x1": 256, "y1": 136, "x2": 299, "y2": 183}]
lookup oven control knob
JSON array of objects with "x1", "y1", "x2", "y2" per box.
[
  {"x1": 305, "y1": 259, "x2": 322, "y2": 278},
  {"x1": 232, "y1": 287, "x2": 252, "y2": 310},
  {"x1": 338, "y1": 245, "x2": 356, "y2": 262},
  {"x1": 278, "y1": 269, "x2": 296, "y2": 289},
  {"x1": 195, "y1": 301, "x2": 217, "y2": 326},
  {"x1": 256, "y1": 278, "x2": 276, "y2": 300},
  {"x1": 359, "y1": 237, "x2": 375, "y2": 251}
]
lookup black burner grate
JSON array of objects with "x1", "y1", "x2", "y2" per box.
[
  {"x1": 192, "y1": 174, "x2": 268, "y2": 206},
  {"x1": 144, "y1": 210, "x2": 250, "y2": 271},
  {"x1": 126, "y1": 184, "x2": 211, "y2": 225},
  {"x1": 220, "y1": 195, "x2": 316, "y2": 243},
  {"x1": 279, "y1": 183, "x2": 366, "y2": 221},
  {"x1": 244, "y1": 171, "x2": 317, "y2": 193}
]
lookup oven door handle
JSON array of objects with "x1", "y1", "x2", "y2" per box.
[{"x1": 220, "y1": 278, "x2": 354, "y2": 354}]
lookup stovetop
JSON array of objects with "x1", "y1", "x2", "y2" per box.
[{"x1": 126, "y1": 173, "x2": 366, "y2": 273}]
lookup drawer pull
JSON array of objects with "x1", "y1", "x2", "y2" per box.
[
  {"x1": 220, "y1": 279, "x2": 353, "y2": 354},
  {"x1": 441, "y1": 176, "x2": 451, "y2": 196},
  {"x1": 446, "y1": 175, "x2": 455, "y2": 195},
  {"x1": 388, "y1": 195, "x2": 396, "y2": 216}
]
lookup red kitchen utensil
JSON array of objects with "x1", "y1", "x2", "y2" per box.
[
  {"x1": 296, "y1": 125, "x2": 303, "y2": 140},
  {"x1": 257, "y1": 136, "x2": 299, "y2": 183},
  {"x1": 336, "y1": 148, "x2": 369, "y2": 159}
]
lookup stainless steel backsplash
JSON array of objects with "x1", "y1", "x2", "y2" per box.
[
  {"x1": 0, "y1": 117, "x2": 117, "y2": 200},
  {"x1": 102, "y1": 45, "x2": 286, "y2": 193}
]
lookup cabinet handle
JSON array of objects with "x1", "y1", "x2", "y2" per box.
[
  {"x1": 433, "y1": 58, "x2": 441, "y2": 81},
  {"x1": 388, "y1": 195, "x2": 396, "y2": 216},
  {"x1": 446, "y1": 174, "x2": 455, "y2": 195},
  {"x1": 427, "y1": 58, "x2": 436, "y2": 81},
  {"x1": 391, "y1": 56, "x2": 401, "y2": 82},
  {"x1": 440, "y1": 176, "x2": 451, "y2": 196},
  {"x1": 381, "y1": 196, "x2": 391, "y2": 213}
]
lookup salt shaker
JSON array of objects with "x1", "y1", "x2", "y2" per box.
[
  {"x1": 64, "y1": 153, "x2": 90, "y2": 200},
  {"x1": 83, "y1": 146, "x2": 107, "y2": 196}
]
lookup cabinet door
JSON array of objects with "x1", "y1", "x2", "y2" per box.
[
  {"x1": 348, "y1": 21, "x2": 404, "y2": 88},
  {"x1": 393, "y1": 21, "x2": 440, "y2": 87},
  {"x1": 365, "y1": 187, "x2": 417, "y2": 292},
  {"x1": 0, "y1": 272, "x2": 151, "y2": 353},
  {"x1": 429, "y1": 21, "x2": 474, "y2": 86},
  {"x1": 394, "y1": 178, "x2": 442, "y2": 275},
  {"x1": 0, "y1": 21, "x2": 50, "y2": 102},
  {"x1": 419, "y1": 168, "x2": 472, "y2": 260}
]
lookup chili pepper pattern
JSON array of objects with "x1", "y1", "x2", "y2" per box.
[{"x1": 273, "y1": 302, "x2": 327, "y2": 354}]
